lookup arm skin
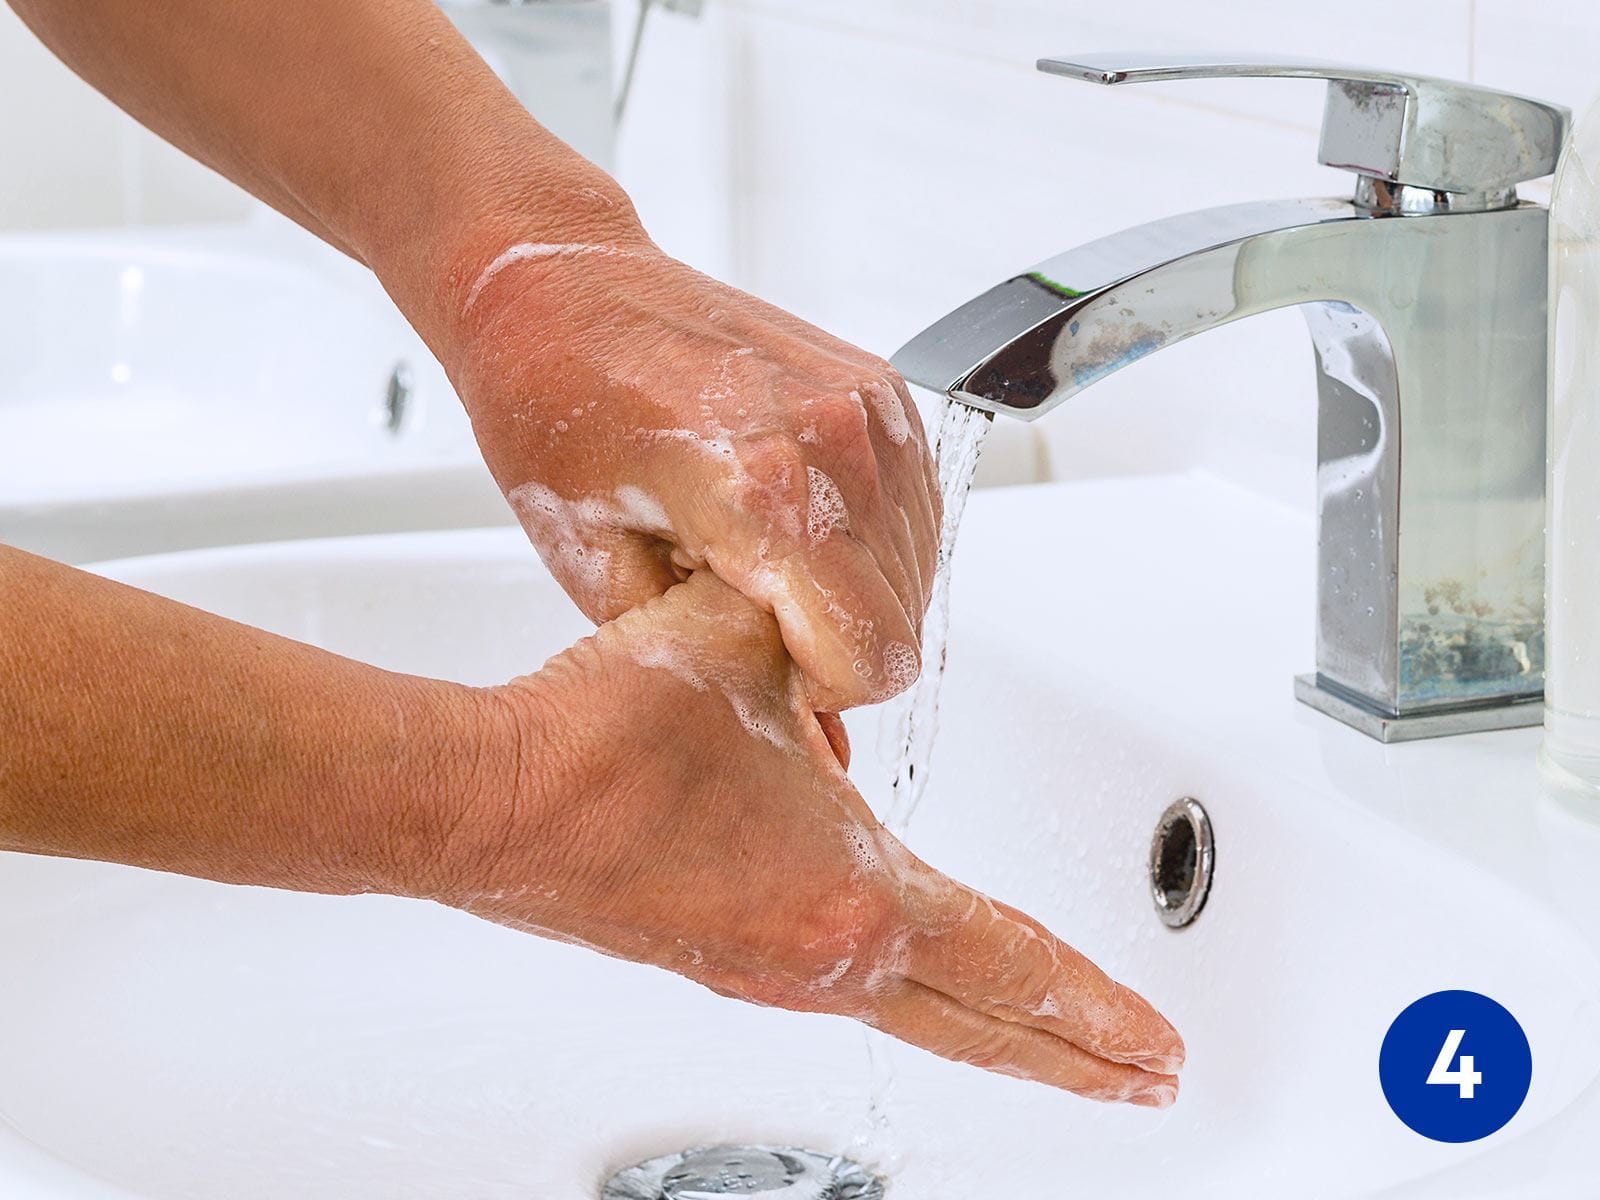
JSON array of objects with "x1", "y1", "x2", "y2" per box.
[
  {"x1": 0, "y1": 544, "x2": 481, "y2": 892},
  {"x1": 1, "y1": 3, "x2": 1183, "y2": 1101},
  {"x1": 7, "y1": 0, "x2": 940, "y2": 711},
  {"x1": 5, "y1": 0, "x2": 605, "y2": 337},
  {"x1": 0, "y1": 546, "x2": 1182, "y2": 1105}
]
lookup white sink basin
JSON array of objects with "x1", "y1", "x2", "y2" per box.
[
  {"x1": 3, "y1": 473, "x2": 1597, "y2": 1198},
  {"x1": 0, "y1": 228, "x2": 509, "y2": 563}
]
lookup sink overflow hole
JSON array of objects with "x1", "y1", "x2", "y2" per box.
[
  {"x1": 1149, "y1": 796, "x2": 1213, "y2": 928},
  {"x1": 384, "y1": 360, "x2": 413, "y2": 435}
]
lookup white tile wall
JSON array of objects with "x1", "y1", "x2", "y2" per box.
[
  {"x1": 611, "y1": 0, "x2": 738, "y2": 277},
  {"x1": 1474, "y1": 0, "x2": 1600, "y2": 114},
  {"x1": 715, "y1": 3, "x2": 1351, "y2": 496},
  {"x1": 3, "y1": 0, "x2": 1597, "y2": 500},
  {"x1": 729, "y1": 0, "x2": 1473, "y2": 129},
  {"x1": 701, "y1": 0, "x2": 1598, "y2": 501},
  {"x1": 0, "y1": 7, "x2": 249, "y2": 229}
]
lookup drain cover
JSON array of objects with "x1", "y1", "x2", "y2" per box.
[{"x1": 602, "y1": 1145, "x2": 884, "y2": 1200}]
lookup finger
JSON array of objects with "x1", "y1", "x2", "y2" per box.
[
  {"x1": 800, "y1": 396, "x2": 924, "y2": 638},
  {"x1": 834, "y1": 493, "x2": 923, "y2": 650},
  {"x1": 891, "y1": 376, "x2": 942, "y2": 605},
  {"x1": 815, "y1": 711, "x2": 851, "y2": 769},
  {"x1": 909, "y1": 884, "x2": 1185, "y2": 1073},
  {"x1": 533, "y1": 524, "x2": 683, "y2": 625},
  {"x1": 505, "y1": 481, "x2": 688, "y2": 624},
  {"x1": 835, "y1": 414, "x2": 928, "y2": 633},
  {"x1": 731, "y1": 527, "x2": 922, "y2": 711},
  {"x1": 859, "y1": 375, "x2": 938, "y2": 613},
  {"x1": 871, "y1": 500, "x2": 925, "y2": 641},
  {"x1": 864, "y1": 978, "x2": 1178, "y2": 1105},
  {"x1": 656, "y1": 419, "x2": 920, "y2": 708}
]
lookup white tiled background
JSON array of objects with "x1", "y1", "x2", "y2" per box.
[{"x1": 4, "y1": 0, "x2": 1599, "y2": 499}]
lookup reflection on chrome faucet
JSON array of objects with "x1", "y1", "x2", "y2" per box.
[{"x1": 893, "y1": 53, "x2": 1570, "y2": 742}]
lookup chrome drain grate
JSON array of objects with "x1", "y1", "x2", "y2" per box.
[{"x1": 602, "y1": 1145, "x2": 884, "y2": 1199}]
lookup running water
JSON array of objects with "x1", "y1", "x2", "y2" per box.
[
  {"x1": 886, "y1": 400, "x2": 993, "y2": 830},
  {"x1": 856, "y1": 398, "x2": 992, "y2": 1168}
]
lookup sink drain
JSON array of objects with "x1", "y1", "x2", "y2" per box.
[
  {"x1": 1149, "y1": 796, "x2": 1214, "y2": 928},
  {"x1": 601, "y1": 1146, "x2": 884, "y2": 1200}
]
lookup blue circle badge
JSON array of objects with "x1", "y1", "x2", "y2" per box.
[{"x1": 1379, "y1": 990, "x2": 1532, "y2": 1142}]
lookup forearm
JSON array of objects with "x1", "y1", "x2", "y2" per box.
[
  {"x1": 6, "y1": 0, "x2": 646, "y2": 349},
  {"x1": 0, "y1": 545, "x2": 497, "y2": 895}
]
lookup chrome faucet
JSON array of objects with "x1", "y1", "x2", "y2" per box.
[{"x1": 892, "y1": 54, "x2": 1570, "y2": 742}]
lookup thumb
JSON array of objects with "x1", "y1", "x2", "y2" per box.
[{"x1": 528, "y1": 522, "x2": 685, "y2": 625}]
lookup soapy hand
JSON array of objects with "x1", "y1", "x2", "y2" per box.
[
  {"x1": 431, "y1": 572, "x2": 1184, "y2": 1104},
  {"x1": 447, "y1": 239, "x2": 939, "y2": 712}
]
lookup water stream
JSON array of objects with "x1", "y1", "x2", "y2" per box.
[
  {"x1": 885, "y1": 400, "x2": 994, "y2": 830},
  {"x1": 856, "y1": 398, "x2": 992, "y2": 1168}
]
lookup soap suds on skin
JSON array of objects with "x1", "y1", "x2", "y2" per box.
[
  {"x1": 812, "y1": 956, "x2": 855, "y2": 989},
  {"x1": 880, "y1": 642, "x2": 918, "y2": 693},
  {"x1": 507, "y1": 481, "x2": 675, "y2": 613},
  {"x1": 627, "y1": 634, "x2": 800, "y2": 753},
  {"x1": 515, "y1": 348, "x2": 919, "y2": 713},
  {"x1": 640, "y1": 426, "x2": 737, "y2": 463},
  {"x1": 806, "y1": 466, "x2": 849, "y2": 544},
  {"x1": 507, "y1": 482, "x2": 615, "y2": 609},
  {"x1": 614, "y1": 484, "x2": 670, "y2": 532},
  {"x1": 842, "y1": 820, "x2": 882, "y2": 874},
  {"x1": 859, "y1": 380, "x2": 912, "y2": 446},
  {"x1": 463, "y1": 243, "x2": 645, "y2": 314}
]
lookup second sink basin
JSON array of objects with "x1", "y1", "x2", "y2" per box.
[{"x1": 0, "y1": 228, "x2": 510, "y2": 563}]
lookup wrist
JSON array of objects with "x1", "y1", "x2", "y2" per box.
[
  {"x1": 371, "y1": 156, "x2": 653, "y2": 366},
  {"x1": 370, "y1": 676, "x2": 556, "y2": 905}
]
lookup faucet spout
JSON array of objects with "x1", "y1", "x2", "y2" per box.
[
  {"x1": 894, "y1": 199, "x2": 1355, "y2": 417},
  {"x1": 892, "y1": 196, "x2": 1550, "y2": 739}
]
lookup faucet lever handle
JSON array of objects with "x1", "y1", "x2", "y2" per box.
[{"x1": 1039, "y1": 52, "x2": 1569, "y2": 194}]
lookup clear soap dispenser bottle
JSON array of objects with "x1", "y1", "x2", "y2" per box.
[{"x1": 1544, "y1": 93, "x2": 1600, "y2": 801}]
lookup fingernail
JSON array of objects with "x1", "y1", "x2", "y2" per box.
[{"x1": 1130, "y1": 1084, "x2": 1178, "y2": 1109}]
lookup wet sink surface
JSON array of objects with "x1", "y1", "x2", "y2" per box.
[{"x1": 3, "y1": 474, "x2": 1598, "y2": 1198}]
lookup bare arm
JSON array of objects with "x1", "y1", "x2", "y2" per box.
[
  {"x1": 7, "y1": 0, "x2": 940, "y2": 706},
  {"x1": 5, "y1": 0, "x2": 624, "y2": 338},
  {"x1": 0, "y1": 544, "x2": 485, "y2": 889},
  {"x1": 1, "y1": 3, "x2": 1181, "y2": 1099},
  {"x1": 0, "y1": 549, "x2": 1182, "y2": 1104}
]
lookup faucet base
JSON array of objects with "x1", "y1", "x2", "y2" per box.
[{"x1": 1293, "y1": 675, "x2": 1544, "y2": 743}]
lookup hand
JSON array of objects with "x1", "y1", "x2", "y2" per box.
[
  {"x1": 446, "y1": 239, "x2": 940, "y2": 711},
  {"x1": 428, "y1": 572, "x2": 1184, "y2": 1105},
  {"x1": 9, "y1": 0, "x2": 934, "y2": 708}
]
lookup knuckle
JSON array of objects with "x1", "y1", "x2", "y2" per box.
[
  {"x1": 1006, "y1": 956, "x2": 1061, "y2": 1018},
  {"x1": 873, "y1": 367, "x2": 911, "y2": 405},
  {"x1": 734, "y1": 435, "x2": 810, "y2": 526},
  {"x1": 742, "y1": 432, "x2": 806, "y2": 488},
  {"x1": 809, "y1": 388, "x2": 876, "y2": 451}
]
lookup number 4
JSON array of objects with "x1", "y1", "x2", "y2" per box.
[{"x1": 1427, "y1": 1028, "x2": 1483, "y2": 1099}]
